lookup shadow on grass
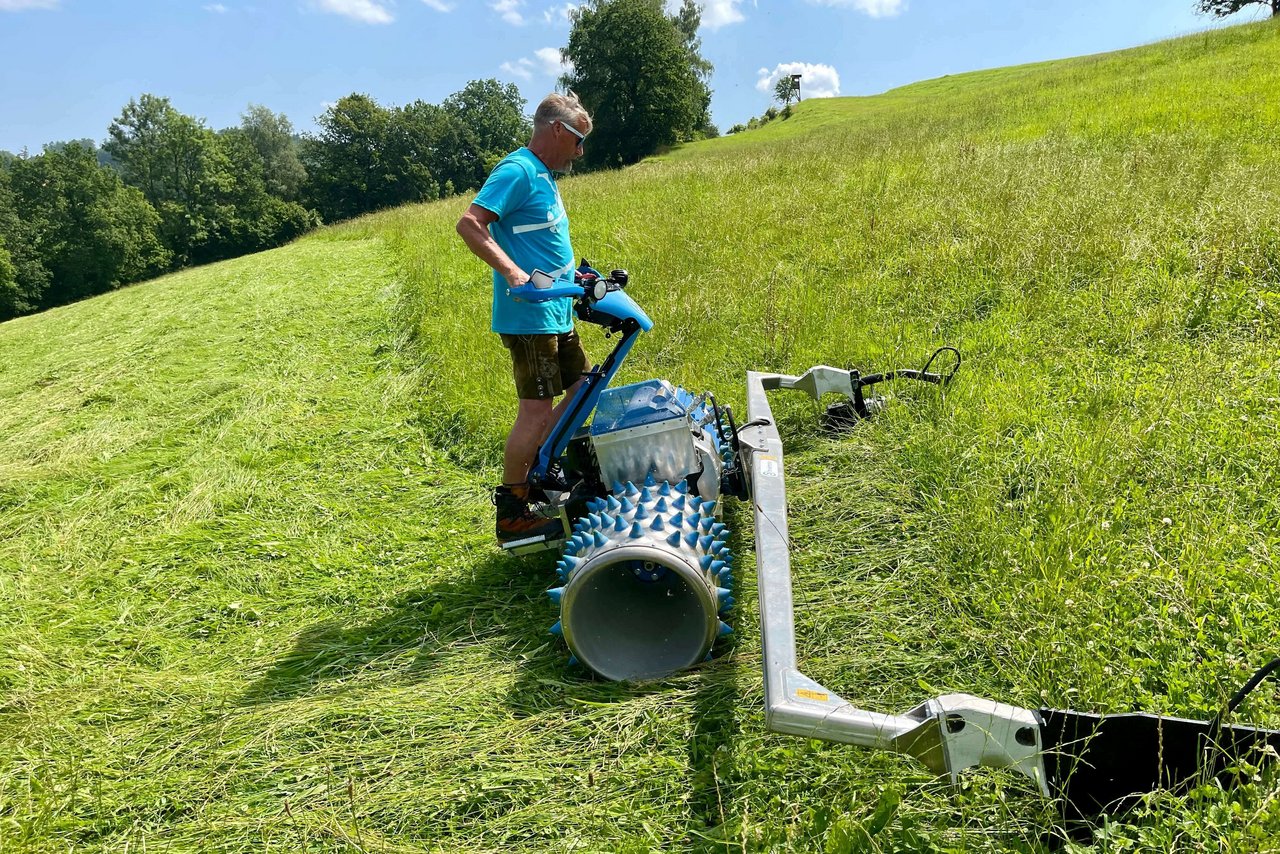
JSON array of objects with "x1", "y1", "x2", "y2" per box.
[{"x1": 237, "y1": 550, "x2": 560, "y2": 706}]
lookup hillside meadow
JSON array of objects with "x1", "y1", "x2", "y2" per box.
[{"x1": 3, "y1": 17, "x2": 1280, "y2": 853}]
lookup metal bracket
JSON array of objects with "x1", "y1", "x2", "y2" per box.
[{"x1": 744, "y1": 369, "x2": 1048, "y2": 794}]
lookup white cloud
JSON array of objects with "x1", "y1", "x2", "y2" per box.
[
  {"x1": 204, "y1": 3, "x2": 228, "y2": 12},
  {"x1": 661, "y1": 0, "x2": 744, "y2": 30},
  {"x1": 501, "y1": 47, "x2": 570, "y2": 81},
  {"x1": 533, "y1": 46, "x2": 570, "y2": 77},
  {"x1": 491, "y1": 0, "x2": 524, "y2": 25},
  {"x1": 500, "y1": 60, "x2": 533, "y2": 81},
  {"x1": 420, "y1": 0, "x2": 452, "y2": 10},
  {"x1": 314, "y1": 0, "x2": 394, "y2": 24},
  {"x1": 0, "y1": 0, "x2": 60, "y2": 9},
  {"x1": 756, "y1": 62, "x2": 840, "y2": 99},
  {"x1": 543, "y1": 2, "x2": 578, "y2": 25},
  {"x1": 698, "y1": 0, "x2": 745, "y2": 29},
  {"x1": 807, "y1": 0, "x2": 905, "y2": 19}
]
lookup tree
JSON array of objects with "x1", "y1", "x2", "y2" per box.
[
  {"x1": 9, "y1": 144, "x2": 168, "y2": 307},
  {"x1": 105, "y1": 95, "x2": 236, "y2": 265},
  {"x1": 0, "y1": 167, "x2": 50, "y2": 319},
  {"x1": 235, "y1": 105, "x2": 308, "y2": 200},
  {"x1": 774, "y1": 76, "x2": 797, "y2": 108},
  {"x1": 301, "y1": 94, "x2": 395, "y2": 222},
  {"x1": 561, "y1": 0, "x2": 713, "y2": 168},
  {"x1": 1195, "y1": 0, "x2": 1279, "y2": 17},
  {"x1": 439, "y1": 79, "x2": 529, "y2": 191}
]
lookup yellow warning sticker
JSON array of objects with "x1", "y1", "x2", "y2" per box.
[{"x1": 796, "y1": 688, "x2": 829, "y2": 703}]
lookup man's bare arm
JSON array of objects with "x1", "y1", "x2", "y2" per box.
[{"x1": 456, "y1": 204, "x2": 528, "y2": 288}]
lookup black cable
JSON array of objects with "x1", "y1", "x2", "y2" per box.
[
  {"x1": 1226, "y1": 657, "x2": 1280, "y2": 716},
  {"x1": 1206, "y1": 656, "x2": 1280, "y2": 749},
  {"x1": 921, "y1": 346, "x2": 962, "y2": 385}
]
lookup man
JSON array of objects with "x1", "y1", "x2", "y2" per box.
[{"x1": 456, "y1": 92, "x2": 592, "y2": 542}]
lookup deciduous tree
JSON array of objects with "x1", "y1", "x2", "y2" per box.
[
  {"x1": 0, "y1": 166, "x2": 50, "y2": 319},
  {"x1": 9, "y1": 143, "x2": 168, "y2": 307},
  {"x1": 1195, "y1": 0, "x2": 1279, "y2": 17},
  {"x1": 561, "y1": 0, "x2": 713, "y2": 168}
]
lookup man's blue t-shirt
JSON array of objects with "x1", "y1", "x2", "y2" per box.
[{"x1": 472, "y1": 147, "x2": 575, "y2": 335}]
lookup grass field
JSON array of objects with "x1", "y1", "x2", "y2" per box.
[{"x1": 4, "y1": 18, "x2": 1280, "y2": 852}]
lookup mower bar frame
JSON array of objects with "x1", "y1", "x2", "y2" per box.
[{"x1": 742, "y1": 367, "x2": 1049, "y2": 794}]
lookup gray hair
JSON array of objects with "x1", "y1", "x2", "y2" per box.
[{"x1": 533, "y1": 91, "x2": 592, "y2": 134}]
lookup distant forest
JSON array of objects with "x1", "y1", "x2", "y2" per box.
[{"x1": 0, "y1": 79, "x2": 529, "y2": 321}]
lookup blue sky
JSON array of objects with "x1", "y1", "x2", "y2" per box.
[{"x1": 0, "y1": 0, "x2": 1268, "y2": 154}]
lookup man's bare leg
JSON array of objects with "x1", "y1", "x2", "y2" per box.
[{"x1": 503, "y1": 379, "x2": 585, "y2": 489}]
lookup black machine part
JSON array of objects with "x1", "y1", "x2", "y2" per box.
[
  {"x1": 1040, "y1": 706, "x2": 1280, "y2": 823},
  {"x1": 823, "y1": 346, "x2": 962, "y2": 430}
]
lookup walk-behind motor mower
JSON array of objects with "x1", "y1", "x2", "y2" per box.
[{"x1": 504, "y1": 264, "x2": 1280, "y2": 824}]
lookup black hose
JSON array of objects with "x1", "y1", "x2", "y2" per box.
[{"x1": 1226, "y1": 657, "x2": 1280, "y2": 716}]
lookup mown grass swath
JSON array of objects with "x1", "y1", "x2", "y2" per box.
[{"x1": 2, "y1": 18, "x2": 1279, "y2": 852}]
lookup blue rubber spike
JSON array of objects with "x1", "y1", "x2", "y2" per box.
[
  {"x1": 600, "y1": 513, "x2": 615, "y2": 529},
  {"x1": 585, "y1": 499, "x2": 601, "y2": 513},
  {"x1": 606, "y1": 495, "x2": 622, "y2": 512},
  {"x1": 658, "y1": 481, "x2": 672, "y2": 496},
  {"x1": 710, "y1": 560, "x2": 727, "y2": 575},
  {"x1": 547, "y1": 587, "x2": 565, "y2": 605},
  {"x1": 711, "y1": 540, "x2": 729, "y2": 555},
  {"x1": 644, "y1": 472, "x2": 657, "y2": 487},
  {"x1": 564, "y1": 542, "x2": 579, "y2": 557},
  {"x1": 702, "y1": 500, "x2": 718, "y2": 516},
  {"x1": 568, "y1": 655, "x2": 579, "y2": 667},
  {"x1": 718, "y1": 620, "x2": 733, "y2": 637},
  {"x1": 614, "y1": 514, "x2": 629, "y2": 532},
  {"x1": 650, "y1": 515, "x2": 665, "y2": 532},
  {"x1": 675, "y1": 481, "x2": 688, "y2": 494},
  {"x1": 625, "y1": 481, "x2": 640, "y2": 497},
  {"x1": 633, "y1": 503, "x2": 649, "y2": 520},
  {"x1": 698, "y1": 534, "x2": 714, "y2": 552},
  {"x1": 712, "y1": 522, "x2": 727, "y2": 537},
  {"x1": 667, "y1": 530, "x2": 683, "y2": 547},
  {"x1": 589, "y1": 513, "x2": 602, "y2": 529},
  {"x1": 550, "y1": 620, "x2": 563, "y2": 636},
  {"x1": 670, "y1": 512, "x2": 684, "y2": 528},
  {"x1": 655, "y1": 497, "x2": 667, "y2": 512},
  {"x1": 612, "y1": 481, "x2": 625, "y2": 495},
  {"x1": 639, "y1": 487, "x2": 653, "y2": 503},
  {"x1": 629, "y1": 522, "x2": 644, "y2": 539},
  {"x1": 699, "y1": 517, "x2": 714, "y2": 533},
  {"x1": 671, "y1": 495, "x2": 687, "y2": 511},
  {"x1": 688, "y1": 496, "x2": 703, "y2": 511},
  {"x1": 704, "y1": 653, "x2": 713, "y2": 662},
  {"x1": 684, "y1": 531, "x2": 699, "y2": 547},
  {"x1": 716, "y1": 587, "x2": 732, "y2": 605},
  {"x1": 717, "y1": 571, "x2": 734, "y2": 586},
  {"x1": 621, "y1": 497, "x2": 636, "y2": 513},
  {"x1": 593, "y1": 530, "x2": 609, "y2": 548},
  {"x1": 700, "y1": 554, "x2": 715, "y2": 570}
]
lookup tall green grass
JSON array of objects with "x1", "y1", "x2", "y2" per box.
[{"x1": 3, "y1": 18, "x2": 1280, "y2": 852}]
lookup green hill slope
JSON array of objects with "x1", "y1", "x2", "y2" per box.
[{"x1": 4, "y1": 19, "x2": 1280, "y2": 852}]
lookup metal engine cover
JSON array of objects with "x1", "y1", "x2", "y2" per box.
[{"x1": 589, "y1": 379, "x2": 702, "y2": 490}]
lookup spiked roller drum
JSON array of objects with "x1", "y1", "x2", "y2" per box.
[{"x1": 548, "y1": 476, "x2": 734, "y2": 681}]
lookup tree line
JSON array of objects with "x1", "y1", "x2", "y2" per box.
[
  {"x1": 0, "y1": 80, "x2": 529, "y2": 321},
  {"x1": 0, "y1": 0, "x2": 716, "y2": 322}
]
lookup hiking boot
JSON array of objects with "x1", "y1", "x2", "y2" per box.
[{"x1": 494, "y1": 486, "x2": 564, "y2": 543}]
